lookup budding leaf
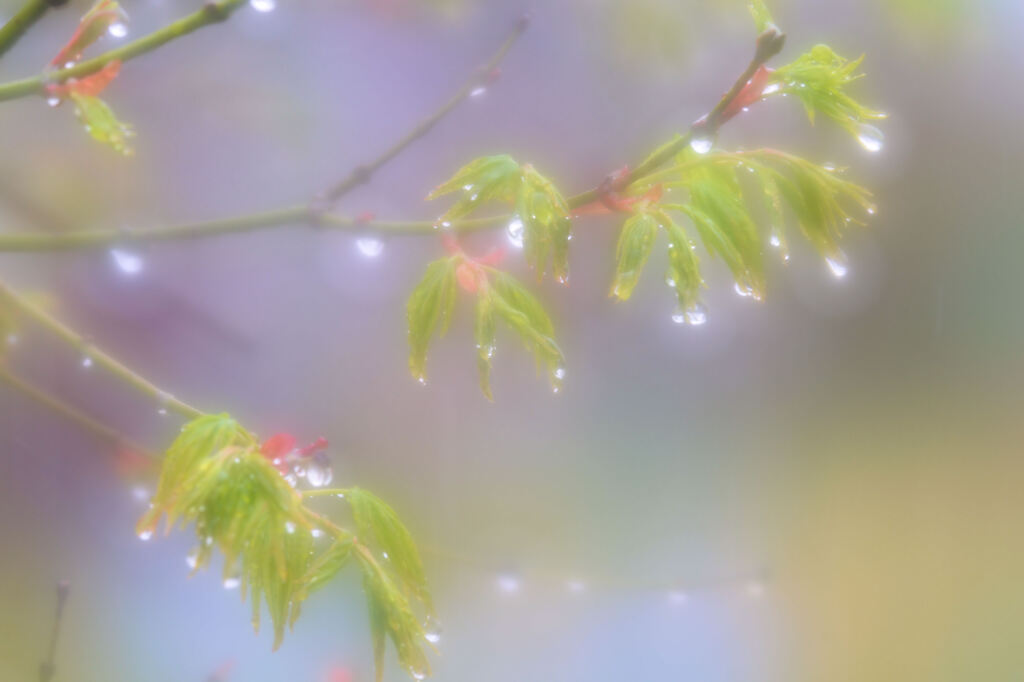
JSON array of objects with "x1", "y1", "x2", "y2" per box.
[
  {"x1": 406, "y1": 257, "x2": 457, "y2": 383},
  {"x1": 51, "y1": 0, "x2": 128, "y2": 68},
  {"x1": 610, "y1": 212, "x2": 659, "y2": 301},
  {"x1": 474, "y1": 293, "x2": 497, "y2": 400},
  {"x1": 769, "y1": 44, "x2": 886, "y2": 141},
  {"x1": 69, "y1": 92, "x2": 134, "y2": 156},
  {"x1": 657, "y1": 210, "x2": 705, "y2": 312},
  {"x1": 748, "y1": 0, "x2": 776, "y2": 32},
  {"x1": 427, "y1": 154, "x2": 521, "y2": 219}
]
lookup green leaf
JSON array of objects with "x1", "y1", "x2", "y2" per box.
[
  {"x1": 518, "y1": 165, "x2": 573, "y2": 281},
  {"x1": 748, "y1": 0, "x2": 776, "y2": 32},
  {"x1": 69, "y1": 92, "x2": 134, "y2": 156},
  {"x1": 769, "y1": 44, "x2": 886, "y2": 143},
  {"x1": 474, "y1": 294, "x2": 497, "y2": 401},
  {"x1": 610, "y1": 212, "x2": 659, "y2": 301},
  {"x1": 656, "y1": 209, "x2": 706, "y2": 313},
  {"x1": 485, "y1": 271, "x2": 565, "y2": 392},
  {"x1": 427, "y1": 154, "x2": 522, "y2": 220},
  {"x1": 406, "y1": 257, "x2": 457, "y2": 383},
  {"x1": 345, "y1": 487, "x2": 432, "y2": 612},
  {"x1": 299, "y1": 535, "x2": 355, "y2": 598}
]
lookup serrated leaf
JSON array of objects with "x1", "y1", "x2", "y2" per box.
[
  {"x1": 656, "y1": 210, "x2": 705, "y2": 312},
  {"x1": 428, "y1": 154, "x2": 522, "y2": 220},
  {"x1": 518, "y1": 165, "x2": 572, "y2": 281},
  {"x1": 610, "y1": 212, "x2": 659, "y2": 301},
  {"x1": 406, "y1": 257, "x2": 457, "y2": 383},
  {"x1": 474, "y1": 294, "x2": 497, "y2": 400},
  {"x1": 69, "y1": 92, "x2": 134, "y2": 156},
  {"x1": 345, "y1": 487, "x2": 432, "y2": 611},
  {"x1": 51, "y1": 0, "x2": 128, "y2": 68},
  {"x1": 485, "y1": 271, "x2": 565, "y2": 391}
]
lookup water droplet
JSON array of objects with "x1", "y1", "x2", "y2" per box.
[
  {"x1": 311, "y1": 528, "x2": 324, "y2": 539},
  {"x1": 110, "y1": 247, "x2": 144, "y2": 275},
  {"x1": 156, "y1": 391, "x2": 172, "y2": 416},
  {"x1": 761, "y1": 82, "x2": 781, "y2": 96},
  {"x1": 305, "y1": 453, "x2": 333, "y2": 488},
  {"x1": 666, "y1": 277, "x2": 676, "y2": 289},
  {"x1": 249, "y1": 0, "x2": 275, "y2": 12},
  {"x1": 138, "y1": 529, "x2": 153, "y2": 541},
  {"x1": 826, "y1": 254, "x2": 848, "y2": 278},
  {"x1": 81, "y1": 353, "x2": 94, "y2": 369},
  {"x1": 223, "y1": 576, "x2": 241, "y2": 590},
  {"x1": 866, "y1": 204, "x2": 877, "y2": 216},
  {"x1": 381, "y1": 551, "x2": 390, "y2": 560},
  {"x1": 46, "y1": 95, "x2": 60, "y2": 107},
  {"x1": 469, "y1": 86, "x2": 487, "y2": 98},
  {"x1": 734, "y1": 282, "x2": 755, "y2": 298},
  {"x1": 856, "y1": 123, "x2": 884, "y2": 153},
  {"x1": 506, "y1": 216, "x2": 524, "y2": 248},
  {"x1": 553, "y1": 366, "x2": 566, "y2": 381},
  {"x1": 668, "y1": 590, "x2": 689, "y2": 605},
  {"x1": 417, "y1": 376, "x2": 427, "y2": 386},
  {"x1": 424, "y1": 616, "x2": 442, "y2": 644},
  {"x1": 671, "y1": 312, "x2": 686, "y2": 324},
  {"x1": 823, "y1": 162, "x2": 837, "y2": 172},
  {"x1": 185, "y1": 550, "x2": 199, "y2": 569},
  {"x1": 411, "y1": 670, "x2": 426, "y2": 681},
  {"x1": 462, "y1": 184, "x2": 474, "y2": 192},
  {"x1": 769, "y1": 233, "x2": 781, "y2": 248},
  {"x1": 284, "y1": 472, "x2": 298, "y2": 487},
  {"x1": 496, "y1": 572, "x2": 521, "y2": 594},
  {"x1": 284, "y1": 521, "x2": 296, "y2": 534},
  {"x1": 683, "y1": 303, "x2": 707, "y2": 326},
  {"x1": 107, "y1": 22, "x2": 128, "y2": 39},
  {"x1": 355, "y1": 237, "x2": 384, "y2": 258},
  {"x1": 689, "y1": 134, "x2": 713, "y2": 155}
]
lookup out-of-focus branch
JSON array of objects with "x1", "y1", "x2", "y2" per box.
[
  {"x1": 0, "y1": 0, "x2": 65, "y2": 60},
  {"x1": 0, "y1": 0, "x2": 248, "y2": 103},
  {"x1": 38, "y1": 580, "x2": 69, "y2": 682},
  {"x1": 0, "y1": 279, "x2": 204, "y2": 419},
  {"x1": 320, "y1": 14, "x2": 530, "y2": 204},
  {"x1": 0, "y1": 365, "x2": 157, "y2": 458}
]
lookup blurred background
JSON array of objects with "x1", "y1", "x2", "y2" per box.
[{"x1": 2, "y1": 0, "x2": 1023, "y2": 680}]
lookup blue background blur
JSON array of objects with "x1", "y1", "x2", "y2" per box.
[{"x1": 2, "y1": 0, "x2": 1024, "y2": 680}]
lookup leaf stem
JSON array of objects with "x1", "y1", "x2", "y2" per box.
[
  {"x1": 0, "y1": 0, "x2": 248, "y2": 103},
  {"x1": 0, "y1": 0, "x2": 57, "y2": 60},
  {"x1": 0, "y1": 279, "x2": 204, "y2": 418}
]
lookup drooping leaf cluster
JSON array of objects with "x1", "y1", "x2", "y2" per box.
[
  {"x1": 138, "y1": 414, "x2": 435, "y2": 681},
  {"x1": 429, "y1": 155, "x2": 572, "y2": 281},
  {"x1": 407, "y1": 254, "x2": 565, "y2": 399},
  {"x1": 610, "y1": 148, "x2": 873, "y2": 314}
]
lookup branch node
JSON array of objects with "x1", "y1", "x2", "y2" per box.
[
  {"x1": 754, "y1": 25, "x2": 786, "y2": 63},
  {"x1": 515, "y1": 12, "x2": 532, "y2": 34},
  {"x1": 203, "y1": 1, "x2": 229, "y2": 22}
]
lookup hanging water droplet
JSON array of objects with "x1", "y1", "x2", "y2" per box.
[
  {"x1": 424, "y1": 616, "x2": 442, "y2": 644},
  {"x1": 866, "y1": 204, "x2": 877, "y2": 216},
  {"x1": 355, "y1": 237, "x2": 384, "y2": 258},
  {"x1": 284, "y1": 472, "x2": 298, "y2": 487},
  {"x1": 81, "y1": 352, "x2": 94, "y2": 369},
  {"x1": 107, "y1": 22, "x2": 128, "y2": 39},
  {"x1": 769, "y1": 233, "x2": 781, "y2": 248},
  {"x1": 46, "y1": 95, "x2": 60, "y2": 107},
  {"x1": 689, "y1": 133, "x2": 713, "y2": 155},
  {"x1": 411, "y1": 670, "x2": 426, "y2": 681},
  {"x1": 761, "y1": 82, "x2": 781, "y2": 96},
  {"x1": 826, "y1": 254, "x2": 848, "y2": 278},
  {"x1": 666, "y1": 277, "x2": 677, "y2": 289},
  {"x1": 110, "y1": 247, "x2": 144, "y2": 275},
  {"x1": 856, "y1": 123, "x2": 884, "y2": 153},
  {"x1": 284, "y1": 521, "x2": 296, "y2": 534},
  {"x1": 506, "y1": 216, "x2": 524, "y2": 249},
  {"x1": 671, "y1": 311, "x2": 686, "y2": 324},
  {"x1": 185, "y1": 549, "x2": 199, "y2": 570},
  {"x1": 305, "y1": 453, "x2": 333, "y2": 488},
  {"x1": 138, "y1": 529, "x2": 153, "y2": 541},
  {"x1": 683, "y1": 303, "x2": 707, "y2": 326},
  {"x1": 734, "y1": 282, "x2": 755, "y2": 298},
  {"x1": 417, "y1": 376, "x2": 427, "y2": 386},
  {"x1": 223, "y1": 576, "x2": 241, "y2": 590},
  {"x1": 469, "y1": 86, "x2": 487, "y2": 98},
  {"x1": 249, "y1": 0, "x2": 275, "y2": 12},
  {"x1": 553, "y1": 366, "x2": 566, "y2": 381}
]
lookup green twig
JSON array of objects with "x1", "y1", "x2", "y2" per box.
[
  {"x1": 0, "y1": 279, "x2": 204, "y2": 418},
  {"x1": 0, "y1": 0, "x2": 62, "y2": 60},
  {"x1": 0, "y1": 0, "x2": 248, "y2": 103}
]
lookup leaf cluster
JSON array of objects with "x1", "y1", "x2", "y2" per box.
[{"x1": 138, "y1": 414, "x2": 435, "y2": 681}]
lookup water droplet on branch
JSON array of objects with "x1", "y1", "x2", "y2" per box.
[
  {"x1": 689, "y1": 134, "x2": 713, "y2": 155},
  {"x1": 107, "y1": 22, "x2": 128, "y2": 39},
  {"x1": 110, "y1": 247, "x2": 144, "y2": 275}
]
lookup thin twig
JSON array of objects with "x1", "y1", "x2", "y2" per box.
[
  {"x1": 320, "y1": 14, "x2": 530, "y2": 204},
  {"x1": 0, "y1": 279, "x2": 205, "y2": 418},
  {"x1": 0, "y1": 365, "x2": 158, "y2": 458},
  {"x1": 38, "y1": 580, "x2": 69, "y2": 682},
  {"x1": 0, "y1": 0, "x2": 63, "y2": 60},
  {"x1": 0, "y1": 0, "x2": 248, "y2": 103}
]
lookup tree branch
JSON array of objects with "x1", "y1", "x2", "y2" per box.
[
  {"x1": 0, "y1": 279, "x2": 204, "y2": 418},
  {"x1": 0, "y1": 0, "x2": 63, "y2": 60},
  {"x1": 320, "y1": 14, "x2": 530, "y2": 204},
  {"x1": 38, "y1": 580, "x2": 69, "y2": 682},
  {"x1": 0, "y1": 364, "x2": 157, "y2": 458},
  {"x1": 0, "y1": 0, "x2": 248, "y2": 103}
]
